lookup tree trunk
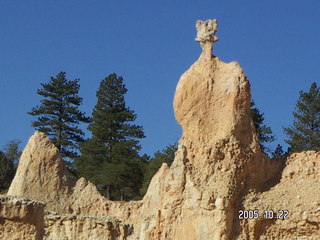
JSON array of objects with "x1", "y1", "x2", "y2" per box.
[{"x1": 106, "y1": 185, "x2": 110, "y2": 200}]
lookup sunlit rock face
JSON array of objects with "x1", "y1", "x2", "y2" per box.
[
  {"x1": 0, "y1": 196, "x2": 45, "y2": 240},
  {"x1": 7, "y1": 131, "x2": 74, "y2": 213}
]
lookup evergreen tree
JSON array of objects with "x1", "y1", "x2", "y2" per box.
[
  {"x1": 0, "y1": 140, "x2": 21, "y2": 192},
  {"x1": 272, "y1": 144, "x2": 284, "y2": 158},
  {"x1": 3, "y1": 140, "x2": 22, "y2": 167},
  {"x1": 284, "y1": 82, "x2": 320, "y2": 152},
  {"x1": 28, "y1": 72, "x2": 90, "y2": 160},
  {"x1": 140, "y1": 143, "x2": 177, "y2": 196},
  {"x1": 77, "y1": 73, "x2": 145, "y2": 200},
  {"x1": 0, "y1": 151, "x2": 15, "y2": 192},
  {"x1": 251, "y1": 101, "x2": 275, "y2": 153}
]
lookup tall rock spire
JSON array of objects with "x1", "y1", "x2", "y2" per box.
[{"x1": 7, "y1": 131, "x2": 75, "y2": 213}]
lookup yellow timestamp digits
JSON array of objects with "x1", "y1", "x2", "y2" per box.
[{"x1": 239, "y1": 210, "x2": 289, "y2": 220}]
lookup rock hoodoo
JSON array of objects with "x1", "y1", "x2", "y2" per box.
[{"x1": 1, "y1": 19, "x2": 319, "y2": 239}]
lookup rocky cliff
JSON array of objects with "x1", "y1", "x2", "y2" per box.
[{"x1": 3, "y1": 19, "x2": 320, "y2": 239}]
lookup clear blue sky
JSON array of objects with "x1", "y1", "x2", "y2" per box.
[{"x1": 1, "y1": 0, "x2": 319, "y2": 156}]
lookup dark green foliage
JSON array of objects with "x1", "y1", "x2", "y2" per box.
[
  {"x1": 284, "y1": 82, "x2": 320, "y2": 152},
  {"x1": 140, "y1": 143, "x2": 178, "y2": 196},
  {"x1": 272, "y1": 144, "x2": 284, "y2": 158},
  {"x1": 0, "y1": 151, "x2": 15, "y2": 191},
  {"x1": 77, "y1": 73, "x2": 145, "y2": 200},
  {"x1": 251, "y1": 101, "x2": 275, "y2": 153},
  {"x1": 28, "y1": 72, "x2": 90, "y2": 160},
  {"x1": 0, "y1": 140, "x2": 21, "y2": 192},
  {"x1": 3, "y1": 140, "x2": 22, "y2": 167}
]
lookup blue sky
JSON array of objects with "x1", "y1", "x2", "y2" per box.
[{"x1": 1, "y1": 1, "x2": 319, "y2": 156}]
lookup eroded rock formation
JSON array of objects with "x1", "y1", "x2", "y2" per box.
[
  {"x1": 0, "y1": 196, "x2": 45, "y2": 240},
  {"x1": 45, "y1": 212, "x2": 133, "y2": 240},
  {"x1": 7, "y1": 131, "x2": 75, "y2": 213},
  {"x1": 0, "y1": 195, "x2": 133, "y2": 240},
  {"x1": 241, "y1": 151, "x2": 320, "y2": 239},
  {"x1": 195, "y1": 19, "x2": 218, "y2": 50},
  {"x1": 2, "y1": 19, "x2": 319, "y2": 239}
]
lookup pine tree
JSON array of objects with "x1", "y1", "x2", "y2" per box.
[
  {"x1": 0, "y1": 151, "x2": 15, "y2": 192},
  {"x1": 3, "y1": 140, "x2": 22, "y2": 167},
  {"x1": 251, "y1": 101, "x2": 275, "y2": 153},
  {"x1": 28, "y1": 72, "x2": 90, "y2": 160},
  {"x1": 272, "y1": 144, "x2": 284, "y2": 158},
  {"x1": 284, "y1": 82, "x2": 320, "y2": 152},
  {"x1": 140, "y1": 143, "x2": 177, "y2": 196},
  {"x1": 77, "y1": 73, "x2": 145, "y2": 200}
]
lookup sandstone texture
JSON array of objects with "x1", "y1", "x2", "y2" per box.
[
  {"x1": 195, "y1": 19, "x2": 219, "y2": 50},
  {"x1": 45, "y1": 212, "x2": 133, "y2": 240},
  {"x1": 3, "y1": 19, "x2": 320, "y2": 239},
  {"x1": 7, "y1": 131, "x2": 75, "y2": 213},
  {"x1": 241, "y1": 151, "x2": 320, "y2": 240},
  {"x1": 0, "y1": 195, "x2": 132, "y2": 240},
  {"x1": 0, "y1": 196, "x2": 45, "y2": 240}
]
